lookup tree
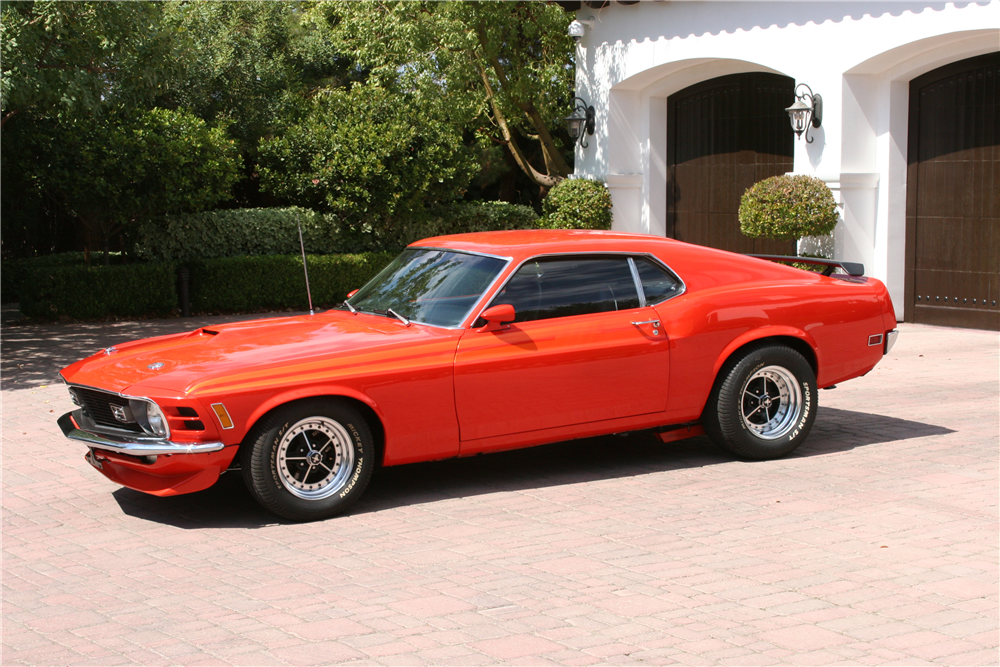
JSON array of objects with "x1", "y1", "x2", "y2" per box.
[
  {"x1": 0, "y1": 0, "x2": 174, "y2": 129},
  {"x1": 258, "y1": 84, "x2": 477, "y2": 242},
  {"x1": 309, "y1": 1, "x2": 575, "y2": 191},
  {"x1": 36, "y1": 108, "x2": 240, "y2": 262}
]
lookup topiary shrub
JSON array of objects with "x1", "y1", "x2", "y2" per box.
[
  {"x1": 537, "y1": 178, "x2": 613, "y2": 230},
  {"x1": 739, "y1": 175, "x2": 839, "y2": 241}
]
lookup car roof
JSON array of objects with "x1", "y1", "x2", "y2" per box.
[{"x1": 410, "y1": 229, "x2": 682, "y2": 259}]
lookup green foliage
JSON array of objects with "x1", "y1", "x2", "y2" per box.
[
  {"x1": 259, "y1": 84, "x2": 477, "y2": 226},
  {"x1": 134, "y1": 201, "x2": 538, "y2": 261},
  {"x1": 16, "y1": 252, "x2": 396, "y2": 320},
  {"x1": 537, "y1": 179, "x2": 613, "y2": 230},
  {"x1": 134, "y1": 208, "x2": 337, "y2": 262},
  {"x1": 11, "y1": 107, "x2": 240, "y2": 254},
  {"x1": 1, "y1": 1, "x2": 175, "y2": 126},
  {"x1": 19, "y1": 262, "x2": 178, "y2": 319},
  {"x1": 1, "y1": 252, "x2": 125, "y2": 302},
  {"x1": 188, "y1": 253, "x2": 394, "y2": 314},
  {"x1": 312, "y1": 1, "x2": 575, "y2": 189},
  {"x1": 739, "y1": 175, "x2": 839, "y2": 241}
]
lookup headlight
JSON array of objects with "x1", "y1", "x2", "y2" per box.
[{"x1": 129, "y1": 399, "x2": 170, "y2": 438}]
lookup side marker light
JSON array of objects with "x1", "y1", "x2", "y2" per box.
[{"x1": 211, "y1": 403, "x2": 234, "y2": 430}]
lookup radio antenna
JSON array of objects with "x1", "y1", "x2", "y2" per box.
[{"x1": 297, "y1": 219, "x2": 314, "y2": 316}]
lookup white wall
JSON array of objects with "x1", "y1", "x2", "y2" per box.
[{"x1": 573, "y1": 1, "x2": 999, "y2": 321}]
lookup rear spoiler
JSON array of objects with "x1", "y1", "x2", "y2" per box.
[{"x1": 749, "y1": 254, "x2": 865, "y2": 277}]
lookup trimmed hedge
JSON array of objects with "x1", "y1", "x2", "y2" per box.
[
  {"x1": 134, "y1": 201, "x2": 539, "y2": 261},
  {"x1": 537, "y1": 178, "x2": 613, "y2": 230},
  {"x1": 134, "y1": 207, "x2": 338, "y2": 261},
  {"x1": 739, "y1": 175, "x2": 839, "y2": 241},
  {"x1": 187, "y1": 252, "x2": 395, "y2": 313},
  {"x1": 17, "y1": 252, "x2": 395, "y2": 320},
  {"x1": 20, "y1": 262, "x2": 179, "y2": 320}
]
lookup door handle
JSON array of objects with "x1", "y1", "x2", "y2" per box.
[{"x1": 630, "y1": 320, "x2": 661, "y2": 327}]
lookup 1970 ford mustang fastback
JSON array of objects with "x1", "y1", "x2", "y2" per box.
[{"x1": 59, "y1": 230, "x2": 897, "y2": 521}]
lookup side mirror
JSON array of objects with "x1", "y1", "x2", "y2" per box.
[
  {"x1": 346, "y1": 289, "x2": 359, "y2": 298},
  {"x1": 479, "y1": 304, "x2": 515, "y2": 331}
]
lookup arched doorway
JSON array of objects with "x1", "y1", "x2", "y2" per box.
[
  {"x1": 667, "y1": 72, "x2": 796, "y2": 255},
  {"x1": 905, "y1": 52, "x2": 999, "y2": 330}
]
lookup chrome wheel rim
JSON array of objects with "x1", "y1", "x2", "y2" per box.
[
  {"x1": 276, "y1": 417, "x2": 355, "y2": 500},
  {"x1": 740, "y1": 365, "x2": 802, "y2": 440}
]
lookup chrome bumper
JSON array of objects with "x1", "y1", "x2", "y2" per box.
[
  {"x1": 885, "y1": 329, "x2": 899, "y2": 355},
  {"x1": 59, "y1": 411, "x2": 225, "y2": 456}
]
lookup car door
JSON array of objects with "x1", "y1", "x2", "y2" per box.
[{"x1": 454, "y1": 255, "x2": 672, "y2": 442}]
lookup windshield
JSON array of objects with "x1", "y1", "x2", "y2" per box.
[{"x1": 345, "y1": 248, "x2": 507, "y2": 327}]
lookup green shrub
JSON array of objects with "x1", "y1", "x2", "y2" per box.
[
  {"x1": 1, "y1": 252, "x2": 128, "y2": 303},
  {"x1": 187, "y1": 252, "x2": 395, "y2": 313},
  {"x1": 383, "y1": 201, "x2": 539, "y2": 249},
  {"x1": 135, "y1": 201, "x2": 539, "y2": 260},
  {"x1": 739, "y1": 175, "x2": 839, "y2": 241},
  {"x1": 16, "y1": 252, "x2": 396, "y2": 320},
  {"x1": 133, "y1": 207, "x2": 339, "y2": 261},
  {"x1": 19, "y1": 263, "x2": 178, "y2": 319},
  {"x1": 537, "y1": 178, "x2": 613, "y2": 230}
]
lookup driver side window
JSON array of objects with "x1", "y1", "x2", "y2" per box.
[{"x1": 489, "y1": 256, "x2": 640, "y2": 323}]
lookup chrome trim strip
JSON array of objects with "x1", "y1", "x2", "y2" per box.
[
  {"x1": 627, "y1": 257, "x2": 646, "y2": 308},
  {"x1": 59, "y1": 411, "x2": 224, "y2": 456}
]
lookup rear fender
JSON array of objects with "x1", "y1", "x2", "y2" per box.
[{"x1": 712, "y1": 326, "x2": 819, "y2": 380}]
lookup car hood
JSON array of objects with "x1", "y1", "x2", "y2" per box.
[{"x1": 60, "y1": 311, "x2": 456, "y2": 396}]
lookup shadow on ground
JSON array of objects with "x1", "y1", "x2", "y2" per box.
[{"x1": 113, "y1": 406, "x2": 953, "y2": 530}]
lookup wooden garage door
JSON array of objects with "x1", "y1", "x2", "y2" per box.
[
  {"x1": 667, "y1": 72, "x2": 796, "y2": 255},
  {"x1": 905, "y1": 52, "x2": 1000, "y2": 330}
]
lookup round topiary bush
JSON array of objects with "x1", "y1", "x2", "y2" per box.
[
  {"x1": 739, "y1": 175, "x2": 839, "y2": 241},
  {"x1": 537, "y1": 178, "x2": 613, "y2": 230}
]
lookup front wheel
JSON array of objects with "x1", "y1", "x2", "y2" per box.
[
  {"x1": 704, "y1": 344, "x2": 816, "y2": 460},
  {"x1": 241, "y1": 399, "x2": 374, "y2": 521}
]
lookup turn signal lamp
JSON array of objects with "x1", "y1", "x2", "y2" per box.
[{"x1": 211, "y1": 403, "x2": 234, "y2": 430}]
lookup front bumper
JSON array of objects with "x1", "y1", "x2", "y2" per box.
[
  {"x1": 59, "y1": 410, "x2": 236, "y2": 496},
  {"x1": 58, "y1": 410, "x2": 224, "y2": 456}
]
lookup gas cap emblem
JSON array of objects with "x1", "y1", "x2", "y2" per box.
[{"x1": 147, "y1": 362, "x2": 165, "y2": 370}]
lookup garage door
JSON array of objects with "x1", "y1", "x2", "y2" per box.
[
  {"x1": 905, "y1": 52, "x2": 1000, "y2": 330},
  {"x1": 667, "y1": 72, "x2": 796, "y2": 255}
]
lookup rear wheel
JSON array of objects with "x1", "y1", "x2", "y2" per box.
[
  {"x1": 241, "y1": 399, "x2": 374, "y2": 521},
  {"x1": 704, "y1": 344, "x2": 816, "y2": 460}
]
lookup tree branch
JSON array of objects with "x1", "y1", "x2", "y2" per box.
[{"x1": 476, "y1": 61, "x2": 560, "y2": 189}]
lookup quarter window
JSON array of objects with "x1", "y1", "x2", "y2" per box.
[
  {"x1": 490, "y1": 256, "x2": 641, "y2": 323},
  {"x1": 633, "y1": 257, "x2": 682, "y2": 304}
]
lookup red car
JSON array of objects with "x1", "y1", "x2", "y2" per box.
[{"x1": 59, "y1": 230, "x2": 897, "y2": 521}]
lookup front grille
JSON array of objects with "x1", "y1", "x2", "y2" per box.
[{"x1": 72, "y1": 386, "x2": 144, "y2": 434}]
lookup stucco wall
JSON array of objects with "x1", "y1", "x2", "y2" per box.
[{"x1": 571, "y1": 1, "x2": 999, "y2": 320}]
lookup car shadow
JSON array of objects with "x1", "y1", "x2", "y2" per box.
[{"x1": 112, "y1": 406, "x2": 954, "y2": 529}]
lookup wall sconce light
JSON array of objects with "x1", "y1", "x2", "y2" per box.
[
  {"x1": 786, "y1": 83, "x2": 823, "y2": 143},
  {"x1": 565, "y1": 97, "x2": 595, "y2": 148}
]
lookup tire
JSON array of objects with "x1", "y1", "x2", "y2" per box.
[
  {"x1": 704, "y1": 344, "x2": 816, "y2": 460},
  {"x1": 241, "y1": 399, "x2": 374, "y2": 521}
]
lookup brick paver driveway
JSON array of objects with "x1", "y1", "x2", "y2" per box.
[{"x1": 2, "y1": 316, "x2": 997, "y2": 666}]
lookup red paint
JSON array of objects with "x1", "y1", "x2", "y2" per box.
[{"x1": 59, "y1": 230, "x2": 895, "y2": 497}]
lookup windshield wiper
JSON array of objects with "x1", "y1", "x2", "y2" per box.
[
  {"x1": 342, "y1": 300, "x2": 357, "y2": 314},
  {"x1": 386, "y1": 308, "x2": 410, "y2": 327}
]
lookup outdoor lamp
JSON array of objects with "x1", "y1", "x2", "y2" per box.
[
  {"x1": 565, "y1": 97, "x2": 595, "y2": 148},
  {"x1": 786, "y1": 83, "x2": 822, "y2": 143}
]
